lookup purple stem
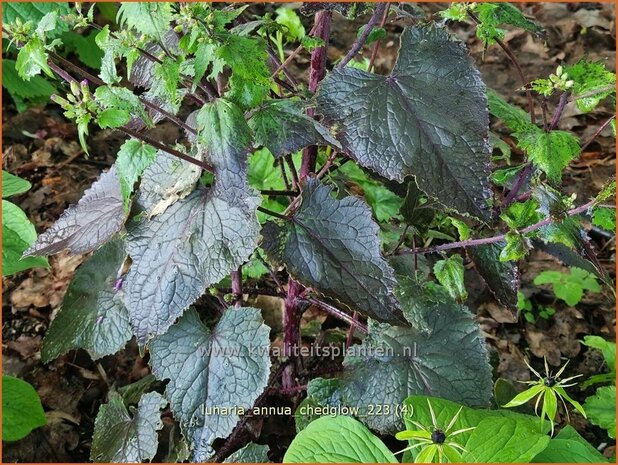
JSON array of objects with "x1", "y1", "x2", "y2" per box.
[
  {"x1": 581, "y1": 116, "x2": 615, "y2": 152},
  {"x1": 402, "y1": 199, "x2": 596, "y2": 255},
  {"x1": 338, "y1": 3, "x2": 388, "y2": 68},
  {"x1": 502, "y1": 163, "x2": 534, "y2": 208},
  {"x1": 300, "y1": 10, "x2": 332, "y2": 180},
  {"x1": 283, "y1": 279, "x2": 303, "y2": 389},
  {"x1": 231, "y1": 267, "x2": 242, "y2": 308},
  {"x1": 548, "y1": 92, "x2": 569, "y2": 131}
]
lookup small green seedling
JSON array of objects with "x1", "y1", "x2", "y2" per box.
[
  {"x1": 503, "y1": 357, "x2": 586, "y2": 434},
  {"x1": 533, "y1": 267, "x2": 601, "y2": 306},
  {"x1": 396, "y1": 399, "x2": 474, "y2": 463}
]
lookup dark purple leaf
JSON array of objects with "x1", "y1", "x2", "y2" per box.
[
  {"x1": 24, "y1": 166, "x2": 127, "y2": 256},
  {"x1": 316, "y1": 25, "x2": 492, "y2": 220}
]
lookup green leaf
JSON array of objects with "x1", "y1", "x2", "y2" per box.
[
  {"x1": 149, "y1": 308, "x2": 271, "y2": 461},
  {"x1": 584, "y1": 386, "x2": 616, "y2": 439},
  {"x1": 516, "y1": 129, "x2": 580, "y2": 183},
  {"x1": 472, "y1": 2, "x2": 544, "y2": 45},
  {"x1": 40, "y1": 239, "x2": 132, "y2": 362},
  {"x1": 501, "y1": 199, "x2": 541, "y2": 229},
  {"x1": 97, "y1": 108, "x2": 130, "y2": 129},
  {"x1": 283, "y1": 415, "x2": 397, "y2": 463},
  {"x1": 404, "y1": 396, "x2": 548, "y2": 447},
  {"x1": 334, "y1": 162, "x2": 403, "y2": 223},
  {"x1": 115, "y1": 139, "x2": 157, "y2": 207},
  {"x1": 2, "y1": 375, "x2": 47, "y2": 442},
  {"x1": 592, "y1": 207, "x2": 616, "y2": 232},
  {"x1": 248, "y1": 99, "x2": 341, "y2": 159},
  {"x1": 316, "y1": 25, "x2": 492, "y2": 220},
  {"x1": 61, "y1": 31, "x2": 103, "y2": 69},
  {"x1": 195, "y1": 99, "x2": 253, "y2": 196},
  {"x1": 500, "y1": 231, "x2": 528, "y2": 262},
  {"x1": 91, "y1": 391, "x2": 167, "y2": 462},
  {"x1": 433, "y1": 254, "x2": 468, "y2": 302},
  {"x1": 224, "y1": 443, "x2": 270, "y2": 463},
  {"x1": 94, "y1": 85, "x2": 152, "y2": 128},
  {"x1": 582, "y1": 335, "x2": 616, "y2": 372},
  {"x1": 2, "y1": 170, "x2": 31, "y2": 198},
  {"x1": 2, "y1": 2, "x2": 70, "y2": 37},
  {"x1": 117, "y1": 2, "x2": 172, "y2": 39},
  {"x1": 275, "y1": 7, "x2": 305, "y2": 42},
  {"x1": 15, "y1": 36, "x2": 53, "y2": 80},
  {"x1": 2, "y1": 200, "x2": 49, "y2": 276},
  {"x1": 503, "y1": 384, "x2": 545, "y2": 407},
  {"x1": 488, "y1": 89, "x2": 534, "y2": 133},
  {"x1": 532, "y1": 425, "x2": 609, "y2": 463},
  {"x1": 217, "y1": 35, "x2": 271, "y2": 109},
  {"x1": 533, "y1": 267, "x2": 600, "y2": 306},
  {"x1": 335, "y1": 297, "x2": 492, "y2": 434},
  {"x1": 565, "y1": 60, "x2": 616, "y2": 113},
  {"x1": 262, "y1": 178, "x2": 405, "y2": 326},
  {"x1": 2, "y1": 59, "x2": 55, "y2": 110},
  {"x1": 462, "y1": 416, "x2": 551, "y2": 463},
  {"x1": 468, "y1": 241, "x2": 520, "y2": 309}
]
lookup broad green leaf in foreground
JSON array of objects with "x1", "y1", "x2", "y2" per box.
[
  {"x1": 24, "y1": 166, "x2": 127, "y2": 257},
  {"x1": 1, "y1": 375, "x2": 47, "y2": 442},
  {"x1": 262, "y1": 178, "x2": 405, "y2": 325},
  {"x1": 403, "y1": 395, "x2": 548, "y2": 447},
  {"x1": 316, "y1": 25, "x2": 492, "y2": 220},
  {"x1": 41, "y1": 239, "x2": 132, "y2": 362},
  {"x1": 2, "y1": 170, "x2": 31, "y2": 198},
  {"x1": 462, "y1": 416, "x2": 550, "y2": 462},
  {"x1": 283, "y1": 415, "x2": 397, "y2": 463},
  {"x1": 336, "y1": 294, "x2": 492, "y2": 434},
  {"x1": 532, "y1": 425, "x2": 609, "y2": 463},
  {"x1": 583, "y1": 386, "x2": 616, "y2": 439},
  {"x1": 248, "y1": 99, "x2": 341, "y2": 158},
  {"x1": 91, "y1": 391, "x2": 167, "y2": 462},
  {"x1": 468, "y1": 241, "x2": 520, "y2": 310},
  {"x1": 149, "y1": 308, "x2": 271, "y2": 461},
  {"x1": 2, "y1": 200, "x2": 49, "y2": 276}
]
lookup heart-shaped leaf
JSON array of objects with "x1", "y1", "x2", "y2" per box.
[
  {"x1": 41, "y1": 239, "x2": 132, "y2": 362},
  {"x1": 149, "y1": 307, "x2": 271, "y2": 461},
  {"x1": 316, "y1": 25, "x2": 492, "y2": 220},
  {"x1": 91, "y1": 391, "x2": 167, "y2": 463},
  {"x1": 262, "y1": 178, "x2": 405, "y2": 325}
]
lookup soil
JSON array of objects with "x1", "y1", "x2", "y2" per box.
[{"x1": 2, "y1": 2, "x2": 616, "y2": 462}]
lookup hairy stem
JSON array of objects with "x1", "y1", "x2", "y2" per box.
[
  {"x1": 300, "y1": 10, "x2": 332, "y2": 180},
  {"x1": 120, "y1": 126, "x2": 213, "y2": 171},
  {"x1": 231, "y1": 267, "x2": 242, "y2": 308},
  {"x1": 502, "y1": 163, "x2": 534, "y2": 208},
  {"x1": 283, "y1": 279, "x2": 303, "y2": 389},
  {"x1": 368, "y1": 3, "x2": 391, "y2": 72},
  {"x1": 304, "y1": 297, "x2": 368, "y2": 333},
  {"x1": 468, "y1": 12, "x2": 535, "y2": 122},
  {"x1": 581, "y1": 116, "x2": 615, "y2": 151},
  {"x1": 339, "y1": 3, "x2": 388, "y2": 68},
  {"x1": 401, "y1": 199, "x2": 596, "y2": 255},
  {"x1": 548, "y1": 92, "x2": 569, "y2": 131}
]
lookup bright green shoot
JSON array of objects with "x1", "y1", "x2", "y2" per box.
[
  {"x1": 395, "y1": 399, "x2": 474, "y2": 463},
  {"x1": 504, "y1": 357, "x2": 586, "y2": 434}
]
